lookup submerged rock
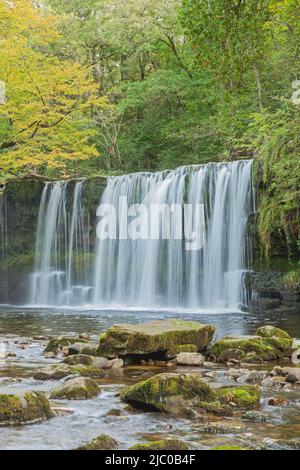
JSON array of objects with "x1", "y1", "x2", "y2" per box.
[
  {"x1": 208, "y1": 326, "x2": 293, "y2": 363},
  {"x1": 77, "y1": 434, "x2": 118, "y2": 450},
  {"x1": 50, "y1": 377, "x2": 100, "y2": 400},
  {"x1": 129, "y1": 439, "x2": 189, "y2": 450},
  {"x1": 0, "y1": 391, "x2": 53, "y2": 425},
  {"x1": 63, "y1": 342, "x2": 98, "y2": 356},
  {"x1": 176, "y1": 352, "x2": 205, "y2": 366},
  {"x1": 33, "y1": 364, "x2": 105, "y2": 381},
  {"x1": 120, "y1": 373, "x2": 259, "y2": 417},
  {"x1": 96, "y1": 320, "x2": 215, "y2": 361}
]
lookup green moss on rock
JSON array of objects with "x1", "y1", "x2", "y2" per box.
[
  {"x1": 216, "y1": 385, "x2": 260, "y2": 410},
  {"x1": 77, "y1": 434, "x2": 118, "y2": 450},
  {"x1": 44, "y1": 336, "x2": 86, "y2": 354},
  {"x1": 208, "y1": 332, "x2": 293, "y2": 363},
  {"x1": 129, "y1": 439, "x2": 189, "y2": 450},
  {"x1": 0, "y1": 391, "x2": 53, "y2": 425},
  {"x1": 212, "y1": 446, "x2": 249, "y2": 451},
  {"x1": 50, "y1": 377, "x2": 100, "y2": 400},
  {"x1": 256, "y1": 325, "x2": 292, "y2": 341},
  {"x1": 33, "y1": 364, "x2": 105, "y2": 381},
  {"x1": 96, "y1": 320, "x2": 215, "y2": 360}
]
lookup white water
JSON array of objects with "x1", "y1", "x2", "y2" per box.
[
  {"x1": 30, "y1": 180, "x2": 92, "y2": 306},
  {"x1": 29, "y1": 160, "x2": 254, "y2": 311}
]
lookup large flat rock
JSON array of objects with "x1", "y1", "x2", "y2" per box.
[{"x1": 96, "y1": 320, "x2": 215, "y2": 360}]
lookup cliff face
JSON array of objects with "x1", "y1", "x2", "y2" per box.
[{"x1": 0, "y1": 177, "x2": 106, "y2": 304}]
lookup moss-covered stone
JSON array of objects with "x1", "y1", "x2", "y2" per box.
[
  {"x1": 216, "y1": 385, "x2": 260, "y2": 410},
  {"x1": 212, "y1": 446, "x2": 249, "y2": 451},
  {"x1": 120, "y1": 373, "x2": 231, "y2": 416},
  {"x1": 33, "y1": 364, "x2": 105, "y2": 381},
  {"x1": 208, "y1": 332, "x2": 293, "y2": 363},
  {"x1": 77, "y1": 434, "x2": 118, "y2": 450},
  {"x1": 96, "y1": 320, "x2": 215, "y2": 361},
  {"x1": 167, "y1": 344, "x2": 198, "y2": 357},
  {"x1": 256, "y1": 325, "x2": 292, "y2": 341},
  {"x1": 129, "y1": 439, "x2": 189, "y2": 450},
  {"x1": 62, "y1": 354, "x2": 111, "y2": 369},
  {"x1": 0, "y1": 391, "x2": 53, "y2": 425},
  {"x1": 44, "y1": 336, "x2": 87, "y2": 354},
  {"x1": 50, "y1": 377, "x2": 100, "y2": 400}
]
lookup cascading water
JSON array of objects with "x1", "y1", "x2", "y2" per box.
[
  {"x1": 30, "y1": 180, "x2": 92, "y2": 306},
  {"x1": 29, "y1": 160, "x2": 254, "y2": 311},
  {"x1": 93, "y1": 160, "x2": 254, "y2": 311}
]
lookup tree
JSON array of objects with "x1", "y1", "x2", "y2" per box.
[{"x1": 0, "y1": 0, "x2": 105, "y2": 177}]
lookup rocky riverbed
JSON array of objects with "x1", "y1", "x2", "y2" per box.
[{"x1": 0, "y1": 308, "x2": 300, "y2": 450}]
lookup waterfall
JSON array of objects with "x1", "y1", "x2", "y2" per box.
[
  {"x1": 30, "y1": 180, "x2": 92, "y2": 306},
  {"x1": 30, "y1": 160, "x2": 254, "y2": 311},
  {"x1": 93, "y1": 160, "x2": 254, "y2": 311}
]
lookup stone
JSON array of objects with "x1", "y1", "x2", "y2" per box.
[
  {"x1": 96, "y1": 320, "x2": 215, "y2": 361},
  {"x1": 176, "y1": 352, "x2": 205, "y2": 366},
  {"x1": 268, "y1": 397, "x2": 288, "y2": 406},
  {"x1": 77, "y1": 434, "x2": 118, "y2": 450},
  {"x1": 208, "y1": 330, "x2": 293, "y2": 363},
  {"x1": 212, "y1": 446, "x2": 249, "y2": 451},
  {"x1": 63, "y1": 342, "x2": 98, "y2": 356},
  {"x1": 0, "y1": 391, "x2": 53, "y2": 425},
  {"x1": 33, "y1": 364, "x2": 105, "y2": 380},
  {"x1": 283, "y1": 367, "x2": 300, "y2": 383},
  {"x1": 219, "y1": 349, "x2": 245, "y2": 362},
  {"x1": 215, "y1": 385, "x2": 260, "y2": 410},
  {"x1": 120, "y1": 373, "x2": 258, "y2": 417},
  {"x1": 78, "y1": 333, "x2": 90, "y2": 341},
  {"x1": 245, "y1": 371, "x2": 266, "y2": 383},
  {"x1": 45, "y1": 351, "x2": 56, "y2": 359},
  {"x1": 129, "y1": 439, "x2": 189, "y2": 450},
  {"x1": 44, "y1": 336, "x2": 87, "y2": 354},
  {"x1": 109, "y1": 358, "x2": 124, "y2": 369},
  {"x1": 256, "y1": 325, "x2": 292, "y2": 341},
  {"x1": 50, "y1": 377, "x2": 100, "y2": 400},
  {"x1": 63, "y1": 354, "x2": 111, "y2": 369}
]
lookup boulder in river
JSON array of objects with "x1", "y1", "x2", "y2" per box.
[
  {"x1": 50, "y1": 377, "x2": 100, "y2": 400},
  {"x1": 33, "y1": 363, "x2": 105, "y2": 381},
  {"x1": 0, "y1": 391, "x2": 53, "y2": 425},
  {"x1": 63, "y1": 354, "x2": 111, "y2": 369},
  {"x1": 176, "y1": 352, "x2": 205, "y2": 366},
  {"x1": 208, "y1": 326, "x2": 293, "y2": 363},
  {"x1": 129, "y1": 439, "x2": 189, "y2": 450},
  {"x1": 76, "y1": 434, "x2": 118, "y2": 450},
  {"x1": 120, "y1": 372, "x2": 260, "y2": 416},
  {"x1": 44, "y1": 336, "x2": 87, "y2": 354},
  {"x1": 96, "y1": 320, "x2": 215, "y2": 362}
]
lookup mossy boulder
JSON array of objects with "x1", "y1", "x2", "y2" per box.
[
  {"x1": 96, "y1": 320, "x2": 215, "y2": 361},
  {"x1": 50, "y1": 377, "x2": 100, "y2": 400},
  {"x1": 208, "y1": 328, "x2": 293, "y2": 363},
  {"x1": 63, "y1": 354, "x2": 111, "y2": 369},
  {"x1": 33, "y1": 364, "x2": 105, "y2": 381},
  {"x1": 129, "y1": 439, "x2": 189, "y2": 450},
  {"x1": 44, "y1": 336, "x2": 87, "y2": 354},
  {"x1": 120, "y1": 373, "x2": 232, "y2": 416},
  {"x1": 77, "y1": 434, "x2": 118, "y2": 450},
  {"x1": 216, "y1": 385, "x2": 260, "y2": 410},
  {"x1": 256, "y1": 325, "x2": 292, "y2": 341},
  {"x1": 0, "y1": 391, "x2": 53, "y2": 425}
]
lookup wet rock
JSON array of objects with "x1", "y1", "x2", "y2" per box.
[
  {"x1": 77, "y1": 434, "x2": 118, "y2": 450},
  {"x1": 5, "y1": 352, "x2": 16, "y2": 358},
  {"x1": 198, "y1": 421, "x2": 246, "y2": 434},
  {"x1": 109, "y1": 358, "x2": 124, "y2": 369},
  {"x1": 129, "y1": 439, "x2": 189, "y2": 450},
  {"x1": 212, "y1": 445, "x2": 250, "y2": 451},
  {"x1": 215, "y1": 385, "x2": 260, "y2": 410},
  {"x1": 208, "y1": 326, "x2": 293, "y2": 363},
  {"x1": 44, "y1": 336, "x2": 87, "y2": 354},
  {"x1": 245, "y1": 370, "x2": 266, "y2": 384},
  {"x1": 272, "y1": 438, "x2": 300, "y2": 450},
  {"x1": 63, "y1": 354, "x2": 111, "y2": 369},
  {"x1": 267, "y1": 397, "x2": 288, "y2": 406},
  {"x1": 78, "y1": 333, "x2": 90, "y2": 341},
  {"x1": 219, "y1": 349, "x2": 245, "y2": 362},
  {"x1": 50, "y1": 377, "x2": 100, "y2": 400},
  {"x1": 106, "y1": 409, "x2": 122, "y2": 417},
  {"x1": 96, "y1": 320, "x2": 215, "y2": 361},
  {"x1": 176, "y1": 352, "x2": 205, "y2": 366},
  {"x1": 284, "y1": 367, "x2": 300, "y2": 383},
  {"x1": 120, "y1": 373, "x2": 257, "y2": 417},
  {"x1": 45, "y1": 351, "x2": 56, "y2": 359},
  {"x1": 241, "y1": 410, "x2": 271, "y2": 423},
  {"x1": 291, "y1": 349, "x2": 300, "y2": 365},
  {"x1": 62, "y1": 342, "x2": 98, "y2": 356},
  {"x1": 0, "y1": 391, "x2": 53, "y2": 425},
  {"x1": 33, "y1": 364, "x2": 105, "y2": 381}
]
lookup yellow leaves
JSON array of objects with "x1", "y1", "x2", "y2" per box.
[{"x1": 0, "y1": 0, "x2": 103, "y2": 176}]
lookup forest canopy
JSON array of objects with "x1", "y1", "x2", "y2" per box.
[{"x1": 0, "y1": 0, "x2": 299, "y2": 256}]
